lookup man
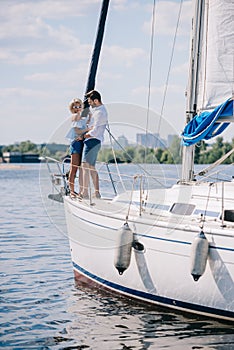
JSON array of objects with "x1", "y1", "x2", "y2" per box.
[{"x1": 81, "y1": 90, "x2": 108, "y2": 199}]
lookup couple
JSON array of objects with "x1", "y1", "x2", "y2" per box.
[{"x1": 66, "y1": 90, "x2": 108, "y2": 200}]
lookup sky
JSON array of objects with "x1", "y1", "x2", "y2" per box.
[{"x1": 0, "y1": 0, "x2": 232, "y2": 146}]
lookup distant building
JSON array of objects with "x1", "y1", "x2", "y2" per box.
[
  {"x1": 136, "y1": 133, "x2": 166, "y2": 149},
  {"x1": 115, "y1": 135, "x2": 129, "y2": 150}
]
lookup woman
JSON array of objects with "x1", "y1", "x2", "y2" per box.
[{"x1": 65, "y1": 98, "x2": 90, "y2": 198}]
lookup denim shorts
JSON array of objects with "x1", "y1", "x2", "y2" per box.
[
  {"x1": 70, "y1": 140, "x2": 84, "y2": 155},
  {"x1": 82, "y1": 138, "x2": 101, "y2": 166}
]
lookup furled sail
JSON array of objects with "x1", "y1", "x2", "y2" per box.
[
  {"x1": 182, "y1": 0, "x2": 234, "y2": 147},
  {"x1": 196, "y1": 0, "x2": 234, "y2": 111},
  {"x1": 182, "y1": 98, "x2": 233, "y2": 146}
]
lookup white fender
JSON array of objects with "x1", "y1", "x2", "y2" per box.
[
  {"x1": 190, "y1": 231, "x2": 209, "y2": 281},
  {"x1": 114, "y1": 223, "x2": 133, "y2": 275}
]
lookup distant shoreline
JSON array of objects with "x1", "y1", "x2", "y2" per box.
[{"x1": 0, "y1": 164, "x2": 26, "y2": 170}]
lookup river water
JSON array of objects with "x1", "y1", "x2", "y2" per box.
[{"x1": 0, "y1": 163, "x2": 233, "y2": 349}]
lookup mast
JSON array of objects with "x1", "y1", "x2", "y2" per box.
[
  {"x1": 181, "y1": 0, "x2": 205, "y2": 182},
  {"x1": 83, "y1": 0, "x2": 110, "y2": 111}
]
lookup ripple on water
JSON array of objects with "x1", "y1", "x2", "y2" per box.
[{"x1": 1, "y1": 165, "x2": 234, "y2": 349}]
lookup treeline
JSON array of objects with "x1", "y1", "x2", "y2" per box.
[
  {"x1": 193, "y1": 137, "x2": 234, "y2": 164},
  {"x1": 1, "y1": 141, "x2": 68, "y2": 161},
  {"x1": 1, "y1": 136, "x2": 234, "y2": 164},
  {"x1": 99, "y1": 135, "x2": 181, "y2": 164},
  {"x1": 2, "y1": 140, "x2": 41, "y2": 154},
  {"x1": 98, "y1": 136, "x2": 234, "y2": 164}
]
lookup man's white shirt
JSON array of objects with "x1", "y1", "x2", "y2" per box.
[{"x1": 88, "y1": 105, "x2": 108, "y2": 143}]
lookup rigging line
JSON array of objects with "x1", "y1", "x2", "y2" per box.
[
  {"x1": 106, "y1": 123, "x2": 126, "y2": 192},
  {"x1": 201, "y1": 0, "x2": 209, "y2": 108},
  {"x1": 105, "y1": 127, "x2": 166, "y2": 187},
  {"x1": 126, "y1": 176, "x2": 138, "y2": 222},
  {"x1": 196, "y1": 147, "x2": 234, "y2": 177},
  {"x1": 156, "y1": 0, "x2": 184, "y2": 140},
  {"x1": 201, "y1": 183, "x2": 212, "y2": 230},
  {"x1": 144, "y1": 0, "x2": 157, "y2": 165},
  {"x1": 196, "y1": 162, "x2": 234, "y2": 184}
]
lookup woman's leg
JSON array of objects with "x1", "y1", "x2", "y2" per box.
[
  {"x1": 77, "y1": 153, "x2": 83, "y2": 194},
  {"x1": 69, "y1": 153, "x2": 79, "y2": 195}
]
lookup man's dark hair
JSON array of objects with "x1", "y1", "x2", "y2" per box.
[{"x1": 86, "y1": 90, "x2": 101, "y2": 102}]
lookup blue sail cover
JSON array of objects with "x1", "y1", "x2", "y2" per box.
[{"x1": 182, "y1": 98, "x2": 233, "y2": 146}]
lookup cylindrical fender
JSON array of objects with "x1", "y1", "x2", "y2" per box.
[
  {"x1": 114, "y1": 222, "x2": 133, "y2": 275},
  {"x1": 190, "y1": 230, "x2": 209, "y2": 281}
]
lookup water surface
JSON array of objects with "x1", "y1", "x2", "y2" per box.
[{"x1": 0, "y1": 164, "x2": 233, "y2": 349}]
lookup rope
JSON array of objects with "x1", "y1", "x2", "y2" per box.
[
  {"x1": 200, "y1": 183, "x2": 212, "y2": 230},
  {"x1": 144, "y1": 0, "x2": 157, "y2": 164},
  {"x1": 156, "y1": 0, "x2": 184, "y2": 140},
  {"x1": 105, "y1": 127, "x2": 166, "y2": 187},
  {"x1": 196, "y1": 161, "x2": 234, "y2": 184},
  {"x1": 126, "y1": 175, "x2": 138, "y2": 223},
  {"x1": 196, "y1": 147, "x2": 234, "y2": 177},
  {"x1": 106, "y1": 123, "x2": 126, "y2": 192}
]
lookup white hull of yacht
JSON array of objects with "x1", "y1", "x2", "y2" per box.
[{"x1": 64, "y1": 181, "x2": 234, "y2": 321}]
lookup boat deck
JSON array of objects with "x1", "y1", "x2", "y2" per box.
[{"x1": 65, "y1": 182, "x2": 234, "y2": 236}]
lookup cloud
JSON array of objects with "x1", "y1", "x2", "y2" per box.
[
  {"x1": 0, "y1": 87, "x2": 49, "y2": 98},
  {"x1": 0, "y1": 49, "x2": 16, "y2": 61},
  {"x1": 20, "y1": 45, "x2": 91, "y2": 65},
  {"x1": 0, "y1": 44, "x2": 91, "y2": 66},
  {"x1": 0, "y1": 0, "x2": 99, "y2": 63},
  {"x1": 24, "y1": 65, "x2": 88, "y2": 85},
  {"x1": 0, "y1": 0, "x2": 194, "y2": 145},
  {"x1": 143, "y1": 0, "x2": 192, "y2": 37},
  {"x1": 103, "y1": 45, "x2": 146, "y2": 67},
  {"x1": 172, "y1": 62, "x2": 189, "y2": 75},
  {"x1": 0, "y1": 1, "x2": 146, "y2": 70},
  {"x1": 111, "y1": 0, "x2": 138, "y2": 11},
  {"x1": 131, "y1": 83, "x2": 186, "y2": 103},
  {"x1": 0, "y1": 0, "x2": 99, "y2": 22}
]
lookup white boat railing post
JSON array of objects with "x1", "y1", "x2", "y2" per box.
[
  {"x1": 139, "y1": 175, "x2": 142, "y2": 216},
  {"x1": 221, "y1": 181, "x2": 225, "y2": 227}
]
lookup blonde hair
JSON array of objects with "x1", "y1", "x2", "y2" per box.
[{"x1": 69, "y1": 98, "x2": 82, "y2": 113}]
